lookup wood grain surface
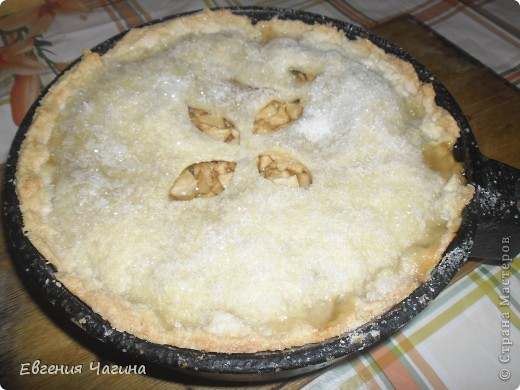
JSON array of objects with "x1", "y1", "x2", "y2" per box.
[{"x1": 1, "y1": 15, "x2": 518, "y2": 389}]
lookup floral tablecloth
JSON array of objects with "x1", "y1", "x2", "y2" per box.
[{"x1": 1, "y1": 1, "x2": 519, "y2": 389}]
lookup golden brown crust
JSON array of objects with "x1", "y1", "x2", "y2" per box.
[
  {"x1": 16, "y1": 9, "x2": 474, "y2": 353},
  {"x1": 17, "y1": 50, "x2": 105, "y2": 269}
]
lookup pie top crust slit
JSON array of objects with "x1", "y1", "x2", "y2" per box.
[{"x1": 16, "y1": 9, "x2": 474, "y2": 353}]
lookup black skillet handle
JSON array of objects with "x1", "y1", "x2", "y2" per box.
[{"x1": 468, "y1": 155, "x2": 520, "y2": 261}]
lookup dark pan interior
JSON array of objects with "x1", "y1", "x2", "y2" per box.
[{"x1": 3, "y1": 6, "x2": 518, "y2": 381}]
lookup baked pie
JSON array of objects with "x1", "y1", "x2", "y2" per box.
[{"x1": 16, "y1": 9, "x2": 474, "y2": 353}]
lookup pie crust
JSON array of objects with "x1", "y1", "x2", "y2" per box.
[{"x1": 16, "y1": 9, "x2": 474, "y2": 353}]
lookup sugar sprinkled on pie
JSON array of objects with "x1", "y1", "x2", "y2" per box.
[{"x1": 16, "y1": 10, "x2": 473, "y2": 352}]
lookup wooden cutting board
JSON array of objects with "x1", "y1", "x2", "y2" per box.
[{"x1": 1, "y1": 15, "x2": 518, "y2": 389}]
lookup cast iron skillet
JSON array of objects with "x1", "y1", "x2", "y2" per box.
[{"x1": 3, "y1": 7, "x2": 520, "y2": 381}]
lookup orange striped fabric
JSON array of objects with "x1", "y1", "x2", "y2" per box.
[
  {"x1": 371, "y1": 343, "x2": 423, "y2": 389},
  {"x1": 96, "y1": 0, "x2": 152, "y2": 31}
]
